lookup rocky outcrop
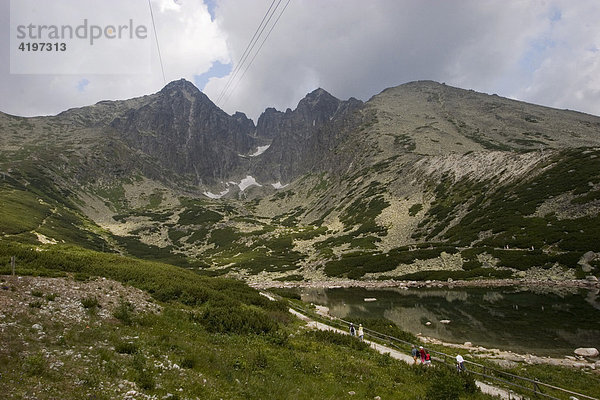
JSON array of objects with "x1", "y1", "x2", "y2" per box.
[
  {"x1": 251, "y1": 88, "x2": 363, "y2": 181},
  {"x1": 110, "y1": 79, "x2": 257, "y2": 184}
]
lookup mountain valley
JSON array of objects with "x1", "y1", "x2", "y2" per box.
[{"x1": 2, "y1": 79, "x2": 600, "y2": 284}]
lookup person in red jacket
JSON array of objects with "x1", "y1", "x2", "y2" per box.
[
  {"x1": 424, "y1": 349, "x2": 432, "y2": 366},
  {"x1": 419, "y1": 346, "x2": 426, "y2": 363}
]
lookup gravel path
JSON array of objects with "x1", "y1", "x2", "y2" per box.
[{"x1": 288, "y1": 307, "x2": 525, "y2": 400}]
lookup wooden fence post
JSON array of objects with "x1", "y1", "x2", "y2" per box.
[{"x1": 11, "y1": 256, "x2": 16, "y2": 276}]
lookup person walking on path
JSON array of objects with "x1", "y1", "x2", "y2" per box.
[
  {"x1": 357, "y1": 324, "x2": 364, "y2": 341},
  {"x1": 349, "y1": 323, "x2": 356, "y2": 337},
  {"x1": 424, "y1": 349, "x2": 432, "y2": 366},
  {"x1": 411, "y1": 345, "x2": 418, "y2": 364},
  {"x1": 419, "y1": 346, "x2": 426, "y2": 363},
  {"x1": 456, "y1": 354, "x2": 466, "y2": 372}
]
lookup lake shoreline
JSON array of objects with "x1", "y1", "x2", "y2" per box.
[{"x1": 249, "y1": 277, "x2": 600, "y2": 290}]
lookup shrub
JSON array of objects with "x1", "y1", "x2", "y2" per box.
[
  {"x1": 113, "y1": 300, "x2": 135, "y2": 325},
  {"x1": 180, "y1": 354, "x2": 198, "y2": 369},
  {"x1": 409, "y1": 203, "x2": 423, "y2": 216},
  {"x1": 81, "y1": 296, "x2": 99, "y2": 309},
  {"x1": 45, "y1": 293, "x2": 57, "y2": 301},
  {"x1": 460, "y1": 372, "x2": 479, "y2": 394},
  {"x1": 308, "y1": 329, "x2": 369, "y2": 351},
  {"x1": 200, "y1": 305, "x2": 277, "y2": 335},
  {"x1": 132, "y1": 353, "x2": 155, "y2": 390},
  {"x1": 252, "y1": 350, "x2": 268, "y2": 370},
  {"x1": 115, "y1": 341, "x2": 138, "y2": 354},
  {"x1": 425, "y1": 369, "x2": 463, "y2": 400},
  {"x1": 30, "y1": 289, "x2": 43, "y2": 297},
  {"x1": 28, "y1": 300, "x2": 43, "y2": 308},
  {"x1": 269, "y1": 288, "x2": 301, "y2": 300},
  {"x1": 23, "y1": 353, "x2": 46, "y2": 376},
  {"x1": 74, "y1": 272, "x2": 90, "y2": 281}
]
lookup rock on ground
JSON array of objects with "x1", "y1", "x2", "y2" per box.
[{"x1": 574, "y1": 348, "x2": 599, "y2": 358}]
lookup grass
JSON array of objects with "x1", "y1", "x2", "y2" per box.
[
  {"x1": 0, "y1": 189, "x2": 52, "y2": 235},
  {"x1": 3, "y1": 299, "x2": 489, "y2": 400},
  {"x1": 0, "y1": 239, "x2": 497, "y2": 399}
]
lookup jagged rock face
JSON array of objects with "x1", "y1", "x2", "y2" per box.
[
  {"x1": 252, "y1": 88, "x2": 363, "y2": 181},
  {"x1": 110, "y1": 79, "x2": 256, "y2": 184}
]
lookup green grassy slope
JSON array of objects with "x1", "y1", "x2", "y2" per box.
[{"x1": 0, "y1": 240, "x2": 493, "y2": 400}]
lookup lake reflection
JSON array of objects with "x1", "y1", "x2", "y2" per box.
[{"x1": 300, "y1": 286, "x2": 600, "y2": 356}]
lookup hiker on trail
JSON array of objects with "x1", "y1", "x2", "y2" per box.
[
  {"x1": 424, "y1": 349, "x2": 432, "y2": 366},
  {"x1": 419, "y1": 346, "x2": 426, "y2": 363},
  {"x1": 349, "y1": 323, "x2": 356, "y2": 336},
  {"x1": 358, "y1": 324, "x2": 364, "y2": 341},
  {"x1": 456, "y1": 354, "x2": 466, "y2": 372},
  {"x1": 411, "y1": 345, "x2": 418, "y2": 364}
]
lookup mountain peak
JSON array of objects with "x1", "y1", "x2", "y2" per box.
[
  {"x1": 297, "y1": 87, "x2": 339, "y2": 111},
  {"x1": 160, "y1": 78, "x2": 200, "y2": 94},
  {"x1": 304, "y1": 87, "x2": 335, "y2": 101}
]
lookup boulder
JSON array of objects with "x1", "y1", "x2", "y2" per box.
[
  {"x1": 425, "y1": 321, "x2": 432, "y2": 326},
  {"x1": 440, "y1": 320, "x2": 451, "y2": 324},
  {"x1": 574, "y1": 348, "x2": 599, "y2": 358},
  {"x1": 464, "y1": 342, "x2": 472, "y2": 347}
]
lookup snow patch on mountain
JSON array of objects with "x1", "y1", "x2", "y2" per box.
[
  {"x1": 248, "y1": 145, "x2": 270, "y2": 157},
  {"x1": 272, "y1": 182, "x2": 288, "y2": 189},
  {"x1": 203, "y1": 188, "x2": 230, "y2": 199},
  {"x1": 239, "y1": 176, "x2": 262, "y2": 191}
]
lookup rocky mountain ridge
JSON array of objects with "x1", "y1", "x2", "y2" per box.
[{"x1": 1, "y1": 79, "x2": 600, "y2": 283}]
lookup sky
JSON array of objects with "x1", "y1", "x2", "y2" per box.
[{"x1": 1, "y1": 0, "x2": 599, "y2": 122}]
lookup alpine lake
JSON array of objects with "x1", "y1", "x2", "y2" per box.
[{"x1": 298, "y1": 285, "x2": 600, "y2": 357}]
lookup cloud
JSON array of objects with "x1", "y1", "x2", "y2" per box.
[
  {"x1": 0, "y1": 0, "x2": 228, "y2": 116},
  {"x1": 1, "y1": 0, "x2": 599, "y2": 121},
  {"x1": 514, "y1": 0, "x2": 600, "y2": 115},
  {"x1": 203, "y1": 0, "x2": 600, "y2": 120}
]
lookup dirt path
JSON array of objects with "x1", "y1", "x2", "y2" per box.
[{"x1": 287, "y1": 306, "x2": 524, "y2": 400}]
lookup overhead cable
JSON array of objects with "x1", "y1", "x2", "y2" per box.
[{"x1": 221, "y1": 0, "x2": 291, "y2": 107}]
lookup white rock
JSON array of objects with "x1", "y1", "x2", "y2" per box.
[
  {"x1": 348, "y1": 391, "x2": 356, "y2": 396},
  {"x1": 425, "y1": 321, "x2": 432, "y2": 326},
  {"x1": 574, "y1": 348, "x2": 599, "y2": 358},
  {"x1": 464, "y1": 342, "x2": 472, "y2": 347},
  {"x1": 364, "y1": 298, "x2": 377, "y2": 302},
  {"x1": 440, "y1": 320, "x2": 451, "y2": 324},
  {"x1": 32, "y1": 324, "x2": 43, "y2": 331}
]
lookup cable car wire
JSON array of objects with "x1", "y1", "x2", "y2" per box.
[
  {"x1": 221, "y1": 0, "x2": 291, "y2": 107},
  {"x1": 148, "y1": 0, "x2": 166, "y2": 85},
  {"x1": 216, "y1": 0, "x2": 279, "y2": 105}
]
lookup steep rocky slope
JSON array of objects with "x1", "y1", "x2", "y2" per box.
[{"x1": 1, "y1": 80, "x2": 599, "y2": 282}]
